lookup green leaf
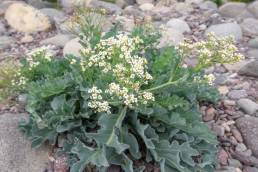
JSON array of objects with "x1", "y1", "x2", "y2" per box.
[
  {"x1": 86, "y1": 107, "x2": 129, "y2": 154},
  {"x1": 70, "y1": 139, "x2": 109, "y2": 172},
  {"x1": 106, "y1": 148, "x2": 133, "y2": 172}
]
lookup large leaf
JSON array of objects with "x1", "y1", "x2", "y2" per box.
[
  {"x1": 86, "y1": 107, "x2": 129, "y2": 154},
  {"x1": 70, "y1": 139, "x2": 109, "y2": 172}
]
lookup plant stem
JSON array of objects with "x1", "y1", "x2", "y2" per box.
[{"x1": 143, "y1": 80, "x2": 178, "y2": 92}]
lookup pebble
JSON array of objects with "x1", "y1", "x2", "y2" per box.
[
  {"x1": 213, "y1": 124, "x2": 225, "y2": 137},
  {"x1": 248, "y1": 38, "x2": 258, "y2": 49},
  {"x1": 0, "y1": 36, "x2": 15, "y2": 50},
  {"x1": 241, "y1": 18, "x2": 258, "y2": 36},
  {"x1": 224, "y1": 100, "x2": 236, "y2": 106},
  {"x1": 203, "y1": 107, "x2": 216, "y2": 122},
  {"x1": 40, "y1": 34, "x2": 74, "y2": 47},
  {"x1": 139, "y1": 3, "x2": 154, "y2": 11},
  {"x1": 228, "y1": 90, "x2": 248, "y2": 100},
  {"x1": 228, "y1": 158, "x2": 243, "y2": 168},
  {"x1": 63, "y1": 38, "x2": 83, "y2": 57},
  {"x1": 219, "y1": 2, "x2": 246, "y2": 18},
  {"x1": 236, "y1": 143, "x2": 247, "y2": 152},
  {"x1": 237, "y1": 98, "x2": 258, "y2": 115},
  {"x1": 232, "y1": 128, "x2": 243, "y2": 143},
  {"x1": 166, "y1": 18, "x2": 191, "y2": 33},
  {"x1": 243, "y1": 166, "x2": 258, "y2": 172},
  {"x1": 218, "y1": 148, "x2": 229, "y2": 165},
  {"x1": 218, "y1": 86, "x2": 229, "y2": 95}
]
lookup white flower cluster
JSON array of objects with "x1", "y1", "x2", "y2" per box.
[
  {"x1": 88, "y1": 86, "x2": 111, "y2": 113},
  {"x1": 194, "y1": 74, "x2": 215, "y2": 85},
  {"x1": 178, "y1": 33, "x2": 244, "y2": 67},
  {"x1": 11, "y1": 72, "x2": 28, "y2": 87},
  {"x1": 26, "y1": 45, "x2": 55, "y2": 70},
  {"x1": 80, "y1": 34, "x2": 156, "y2": 113}
]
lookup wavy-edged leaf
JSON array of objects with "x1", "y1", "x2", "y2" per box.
[
  {"x1": 70, "y1": 139, "x2": 109, "y2": 172},
  {"x1": 86, "y1": 107, "x2": 129, "y2": 154}
]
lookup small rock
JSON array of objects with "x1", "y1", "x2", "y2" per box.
[
  {"x1": 18, "y1": 94, "x2": 28, "y2": 105},
  {"x1": 40, "y1": 34, "x2": 74, "y2": 47},
  {"x1": 236, "y1": 143, "x2": 247, "y2": 152},
  {"x1": 232, "y1": 128, "x2": 243, "y2": 143},
  {"x1": 166, "y1": 18, "x2": 190, "y2": 33},
  {"x1": 27, "y1": 0, "x2": 54, "y2": 9},
  {"x1": 90, "y1": 0, "x2": 122, "y2": 14},
  {"x1": 247, "y1": 1, "x2": 258, "y2": 18},
  {"x1": 224, "y1": 100, "x2": 236, "y2": 106},
  {"x1": 200, "y1": 1, "x2": 218, "y2": 10},
  {"x1": 40, "y1": 8, "x2": 65, "y2": 24},
  {"x1": 203, "y1": 107, "x2": 216, "y2": 122},
  {"x1": 236, "y1": 116, "x2": 258, "y2": 158},
  {"x1": 241, "y1": 18, "x2": 258, "y2": 36},
  {"x1": 0, "y1": 36, "x2": 15, "y2": 50},
  {"x1": 228, "y1": 90, "x2": 247, "y2": 100},
  {"x1": 237, "y1": 98, "x2": 258, "y2": 115},
  {"x1": 174, "y1": 2, "x2": 193, "y2": 14},
  {"x1": 248, "y1": 49, "x2": 258, "y2": 59},
  {"x1": 5, "y1": 3, "x2": 51, "y2": 33},
  {"x1": 63, "y1": 38, "x2": 83, "y2": 57},
  {"x1": 212, "y1": 124, "x2": 225, "y2": 137},
  {"x1": 218, "y1": 148, "x2": 229, "y2": 165},
  {"x1": 224, "y1": 60, "x2": 250, "y2": 72},
  {"x1": 136, "y1": 0, "x2": 153, "y2": 5},
  {"x1": 60, "y1": 0, "x2": 91, "y2": 11},
  {"x1": 0, "y1": 1, "x2": 20, "y2": 16},
  {"x1": 139, "y1": 3, "x2": 154, "y2": 11},
  {"x1": 219, "y1": 2, "x2": 246, "y2": 18},
  {"x1": 20, "y1": 35, "x2": 34, "y2": 43},
  {"x1": 159, "y1": 27, "x2": 184, "y2": 47},
  {"x1": 239, "y1": 60, "x2": 258, "y2": 77},
  {"x1": 54, "y1": 155, "x2": 69, "y2": 172},
  {"x1": 206, "y1": 22, "x2": 243, "y2": 41},
  {"x1": 218, "y1": 86, "x2": 229, "y2": 95},
  {"x1": 248, "y1": 38, "x2": 258, "y2": 48},
  {"x1": 0, "y1": 21, "x2": 6, "y2": 34},
  {"x1": 243, "y1": 166, "x2": 258, "y2": 172},
  {"x1": 116, "y1": 16, "x2": 135, "y2": 32},
  {"x1": 228, "y1": 158, "x2": 242, "y2": 168},
  {"x1": 0, "y1": 113, "x2": 49, "y2": 172}
]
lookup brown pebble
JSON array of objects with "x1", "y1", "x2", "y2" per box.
[{"x1": 232, "y1": 128, "x2": 243, "y2": 143}]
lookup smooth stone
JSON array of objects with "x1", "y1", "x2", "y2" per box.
[
  {"x1": 136, "y1": 0, "x2": 153, "y2": 5},
  {"x1": 212, "y1": 124, "x2": 225, "y2": 137},
  {"x1": 166, "y1": 18, "x2": 190, "y2": 33},
  {"x1": 40, "y1": 34, "x2": 74, "y2": 47},
  {"x1": 243, "y1": 166, "x2": 258, "y2": 172},
  {"x1": 247, "y1": 1, "x2": 258, "y2": 18},
  {"x1": 0, "y1": 113, "x2": 49, "y2": 172},
  {"x1": 115, "y1": 16, "x2": 135, "y2": 32},
  {"x1": 174, "y1": 2, "x2": 193, "y2": 14},
  {"x1": 224, "y1": 60, "x2": 251, "y2": 72},
  {"x1": 5, "y1": 2, "x2": 51, "y2": 33},
  {"x1": 26, "y1": 0, "x2": 54, "y2": 9},
  {"x1": 248, "y1": 38, "x2": 258, "y2": 48},
  {"x1": 20, "y1": 35, "x2": 34, "y2": 43},
  {"x1": 232, "y1": 128, "x2": 244, "y2": 143},
  {"x1": 200, "y1": 1, "x2": 218, "y2": 10},
  {"x1": 228, "y1": 159, "x2": 242, "y2": 168},
  {"x1": 228, "y1": 90, "x2": 247, "y2": 100},
  {"x1": 241, "y1": 18, "x2": 258, "y2": 36},
  {"x1": 218, "y1": 86, "x2": 229, "y2": 95},
  {"x1": 60, "y1": 0, "x2": 91, "y2": 11},
  {"x1": 206, "y1": 23, "x2": 243, "y2": 41},
  {"x1": 40, "y1": 8, "x2": 65, "y2": 24},
  {"x1": 219, "y1": 2, "x2": 246, "y2": 18},
  {"x1": 239, "y1": 60, "x2": 258, "y2": 77},
  {"x1": 236, "y1": 116, "x2": 258, "y2": 158},
  {"x1": 248, "y1": 49, "x2": 258, "y2": 58},
  {"x1": 90, "y1": 0, "x2": 122, "y2": 14},
  {"x1": 139, "y1": 3, "x2": 154, "y2": 11},
  {"x1": 63, "y1": 38, "x2": 83, "y2": 57},
  {"x1": 158, "y1": 27, "x2": 184, "y2": 47},
  {"x1": 236, "y1": 143, "x2": 247, "y2": 152},
  {"x1": 0, "y1": 36, "x2": 15, "y2": 50},
  {"x1": 237, "y1": 98, "x2": 258, "y2": 115},
  {"x1": 0, "y1": 22, "x2": 6, "y2": 34},
  {"x1": 0, "y1": 1, "x2": 20, "y2": 16},
  {"x1": 218, "y1": 148, "x2": 229, "y2": 165}
]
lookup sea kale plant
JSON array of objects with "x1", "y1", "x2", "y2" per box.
[{"x1": 14, "y1": 9, "x2": 243, "y2": 172}]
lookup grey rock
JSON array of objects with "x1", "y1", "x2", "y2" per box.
[
  {"x1": 247, "y1": 1, "x2": 258, "y2": 18},
  {"x1": 26, "y1": 0, "x2": 54, "y2": 9},
  {"x1": 200, "y1": 1, "x2": 218, "y2": 10},
  {"x1": 236, "y1": 10, "x2": 254, "y2": 23},
  {"x1": 206, "y1": 23, "x2": 243, "y2": 41},
  {"x1": 228, "y1": 159, "x2": 242, "y2": 168},
  {"x1": 0, "y1": 113, "x2": 49, "y2": 172},
  {"x1": 216, "y1": 167, "x2": 239, "y2": 172},
  {"x1": 63, "y1": 38, "x2": 83, "y2": 57},
  {"x1": 18, "y1": 94, "x2": 27, "y2": 105},
  {"x1": 166, "y1": 18, "x2": 190, "y2": 33},
  {"x1": 174, "y1": 2, "x2": 193, "y2": 14},
  {"x1": 40, "y1": 8, "x2": 65, "y2": 24},
  {"x1": 236, "y1": 143, "x2": 247, "y2": 152},
  {"x1": 248, "y1": 38, "x2": 258, "y2": 48},
  {"x1": 219, "y1": 2, "x2": 246, "y2": 18},
  {"x1": 136, "y1": 0, "x2": 153, "y2": 5},
  {"x1": 248, "y1": 49, "x2": 258, "y2": 58},
  {"x1": 159, "y1": 28, "x2": 184, "y2": 47},
  {"x1": 228, "y1": 90, "x2": 247, "y2": 100},
  {"x1": 40, "y1": 34, "x2": 74, "y2": 47},
  {"x1": 0, "y1": 36, "x2": 14, "y2": 50},
  {"x1": 241, "y1": 18, "x2": 258, "y2": 36},
  {"x1": 60, "y1": 0, "x2": 91, "y2": 11},
  {"x1": 224, "y1": 60, "x2": 252, "y2": 72},
  {"x1": 239, "y1": 60, "x2": 258, "y2": 77},
  {"x1": 0, "y1": 21, "x2": 6, "y2": 34},
  {"x1": 243, "y1": 166, "x2": 258, "y2": 172},
  {"x1": 237, "y1": 98, "x2": 258, "y2": 115},
  {"x1": 212, "y1": 124, "x2": 225, "y2": 137},
  {"x1": 236, "y1": 116, "x2": 258, "y2": 158},
  {"x1": 90, "y1": 0, "x2": 122, "y2": 14},
  {"x1": 139, "y1": 3, "x2": 154, "y2": 11}
]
